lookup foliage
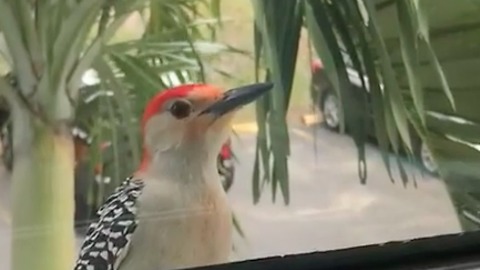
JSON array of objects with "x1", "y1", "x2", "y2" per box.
[
  {"x1": 0, "y1": 0, "x2": 233, "y2": 209},
  {"x1": 252, "y1": 0, "x2": 480, "y2": 230}
]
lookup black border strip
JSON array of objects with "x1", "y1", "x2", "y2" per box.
[{"x1": 190, "y1": 231, "x2": 480, "y2": 270}]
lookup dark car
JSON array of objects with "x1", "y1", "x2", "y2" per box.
[{"x1": 310, "y1": 58, "x2": 438, "y2": 175}]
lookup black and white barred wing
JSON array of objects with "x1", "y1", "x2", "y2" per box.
[{"x1": 74, "y1": 177, "x2": 145, "y2": 270}]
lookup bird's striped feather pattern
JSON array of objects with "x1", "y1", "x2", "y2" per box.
[{"x1": 74, "y1": 176, "x2": 145, "y2": 270}]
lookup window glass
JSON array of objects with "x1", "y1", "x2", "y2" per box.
[{"x1": 0, "y1": 1, "x2": 478, "y2": 269}]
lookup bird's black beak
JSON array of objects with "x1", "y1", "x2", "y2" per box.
[{"x1": 199, "y1": 82, "x2": 273, "y2": 116}]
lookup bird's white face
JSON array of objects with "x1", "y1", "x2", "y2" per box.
[{"x1": 143, "y1": 85, "x2": 233, "y2": 157}]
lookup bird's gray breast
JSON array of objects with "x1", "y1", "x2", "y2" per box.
[{"x1": 118, "y1": 176, "x2": 232, "y2": 270}]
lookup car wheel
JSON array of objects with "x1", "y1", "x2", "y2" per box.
[
  {"x1": 321, "y1": 92, "x2": 341, "y2": 131},
  {"x1": 418, "y1": 140, "x2": 438, "y2": 175}
]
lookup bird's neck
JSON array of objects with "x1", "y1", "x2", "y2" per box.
[
  {"x1": 137, "y1": 143, "x2": 220, "y2": 187},
  {"x1": 137, "y1": 146, "x2": 152, "y2": 172}
]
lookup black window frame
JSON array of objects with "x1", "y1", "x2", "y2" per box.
[{"x1": 190, "y1": 230, "x2": 480, "y2": 270}]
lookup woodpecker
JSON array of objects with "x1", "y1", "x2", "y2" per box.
[{"x1": 74, "y1": 82, "x2": 273, "y2": 270}]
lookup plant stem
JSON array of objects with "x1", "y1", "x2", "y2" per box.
[{"x1": 11, "y1": 119, "x2": 75, "y2": 270}]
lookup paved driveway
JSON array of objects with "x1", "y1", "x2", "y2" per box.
[{"x1": 228, "y1": 126, "x2": 460, "y2": 261}]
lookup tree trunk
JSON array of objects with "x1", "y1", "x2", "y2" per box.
[{"x1": 10, "y1": 114, "x2": 75, "y2": 270}]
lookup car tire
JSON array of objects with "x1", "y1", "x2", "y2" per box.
[
  {"x1": 321, "y1": 91, "x2": 342, "y2": 131},
  {"x1": 414, "y1": 139, "x2": 438, "y2": 176}
]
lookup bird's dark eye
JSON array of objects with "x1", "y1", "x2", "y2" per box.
[{"x1": 169, "y1": 99, "x2": 192, "y2": 119}]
